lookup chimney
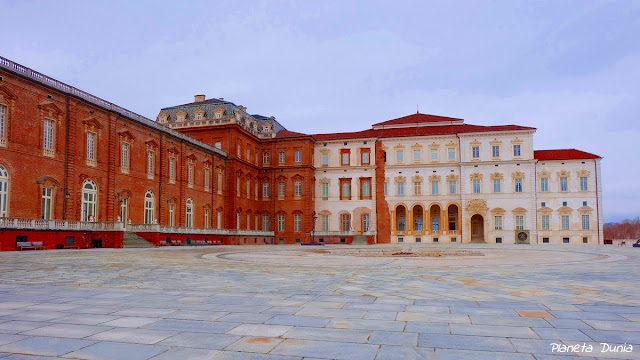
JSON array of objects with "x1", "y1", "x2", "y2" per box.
[
  {"x1": 219, "y1": 97, "x2": 224, "y2": 101},
  {"x1": 194, "y1": 94, "x2": 205, "y2": 103}
]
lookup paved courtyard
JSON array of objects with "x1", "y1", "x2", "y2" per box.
[{"x1": 0, "y1": 244, "x2": 638, "y2": 360}]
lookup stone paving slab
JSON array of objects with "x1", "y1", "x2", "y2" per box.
[
  {"x1": 63, "y1": 341, "x2": 168, "y2": 360},
  {"x1": 270, "y1": 339, "x2": 379, "y2": 360},
  {"x1": 0, "y1": 245, "x2": 638, "y2": 359}
]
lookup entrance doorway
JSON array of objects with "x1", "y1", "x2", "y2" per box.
[{"x1": 470, "y1": 214, "x2": 485, "y2": 243}]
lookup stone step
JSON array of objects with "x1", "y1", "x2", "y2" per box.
[{"x1": 123, "y1": 232, "x2": 156, "y2": 248}]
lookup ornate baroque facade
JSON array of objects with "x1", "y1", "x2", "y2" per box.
[{"x1": 0, "y1": 56, "x2": 603, "y2": 249}]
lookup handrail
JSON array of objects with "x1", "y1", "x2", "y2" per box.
[
  {"x1": 0, "y1": 217, "x2": 124, "y2": 231},
  {"x1": 127, "y1": 224, "x2": 274, "y2": 236}
]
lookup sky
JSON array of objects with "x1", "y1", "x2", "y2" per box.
[{"x1": 1, "y1": 0, "x2": 638, "y2": 222}]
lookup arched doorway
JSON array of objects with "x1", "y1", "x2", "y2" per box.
[
  {"x1": 396, "y1": 205, "x2": 406, "y2": 233},
  {"x1": 413, "y1": 205, "x2": 424, "y2": 233},
  {"x1": 470, "y1": 214, "x2": 485, "y2": 243},
  {"x1": 448, "y1": 204, "x2": 459, "y2": 234},
  {"x1": 430, "y1": 204, "x2": 441, "y2": 234}
]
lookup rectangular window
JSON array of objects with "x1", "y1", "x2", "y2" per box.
[
  {"x1": 294, "y1": 180, "x2": 302, "y2": 197},
  {"x1": 236, "y1": 177, "x2": 240, "y2": 196},
  {"x1": 295, "y1": 150, "x2": 302, "y2": 162},
  {"x1": 87, "y1": 132, "x2": 96, "y2": 163},
  {"x1": 341, "y1": 180, "x2": 351, "y2": 199},
  {"x1": 278, "y1": 214, "x2": 285, "y2": 232},
  {"x1": 516, "y1": 215, "x2": 524, "y2": 230},
  {"x1": 279, "y1": 151, "x2": 285, "y2": 163},
  {"x1": 279, "y1": 181, "x2": 285, "y2": 198},
  {"x1": 515, "y1": 178, "x2": 522, "y2": 193},
  {"x1": 396, "y1": 150, "x2": 403, "y2": 163},
  {"x1": 255, "y1": 215, "x2": 259, "y2": 230},
  {"x1": 121, "y1": 142, "x2": 130, "y2": 172},
  {"x1": 361, "y1": 179, "x2": 371, "y2": 199},
  {"x1": 0, "y1": 104, "x2": 5, "y2": 143},
  {"x1": 169, "y1": 204, "x2": 175, "y2": 227},
  {"x1": 397, "y1": 181, "x2": 405, "y2": 196},
  {"x1": 246, "y1": 148, "x2": 250, "y2": 161},
  {"x1": 494, "y1": 216, "x2": 503, "y2": 230},
  {"x1": 493, "y1": 179, "x2": 501, "y2": 193},
  {"x1": 237, "y1": 143, "x2": 241, "y2": 157},
  {"x1": 188, "y1": 163, "x2": 194, "y2": 186},
  {"x1": 218, "y1": 172, "x2": 223, "y2": 194},
  {"x1": 255, "y1": 182, "x2": 258, "y2": 200},
  {"x1": 384, "y1": 181, "x2": 388, "y2": 196},
  {"x1": 43, "y1": 118, "x2": 54, "y2": 156},
  {"x1": 169, "y1": 157, "x2": 175, "y2": 183},
  {"x1": 322, "y1": 214, "x2": 329, "y2": 232},
  {"x1": 541, "y1": 177, "x2": 549, "y2": 192},
  {"x1": 513, "y1": 144, "x2": 521, "y2": 157},
  {"x1": 543, "y1": 237, "x2": 549, "y2": 243},
  {"x1": 473, "y1": 179, "x2": 480, "y2": 193},
  {"x1": 496, "y1": 237, "x2": 502, "y2": 243},
  {"x1": 246, "y1": 179, "x2": 250, "y2": 199},
  {"x1": 492, "y1": 145, "x2": 500, "y2": 158},
  {"x1": 472, "y1": 146, "x2": 480, "y2": 159},
  {"x1": 414, "y1": 149, "x2": 421, "y2": 162},
  {"x1": 560, "y1": 176, "x2": 568, "y2": 192},
  {"x1": 542, "y1": 215, "x2": 550, "y2": 230},
  {"x1": 147, "y1": 150, "x2": 154, "y2": 177},
  {"x1": 562, "y1": 215, "x2": 570, "y2": 230},
  {"x1": 41, "y1": 187, "x2": 53, "y2": 220},
  {"x1": 294, "y1": 214, "x2": 301, "y2": 232},
  {"x1": 448, "y1": 148, "x2": 455, "y2": 160},
  {"x1": 582, "y1": 215, "x2": 590, "y2": 230},
  {"x1": 262, "y1": 215, "x2": 269, "y2": 231},
  {"x1": 430, "y1": 149, "x2": 438, "y2": 161},
  {"x1": 262, "y1": 152, "x2": 269, "y2": 165},
  {"x1": 431, "y1": 181, "x2": 439, "y2": 195},
  {"x1": 583, "y1": 237, "x2": 588, "y2": 244},
  {"x1": 563, "y1": 237, "x2": 570, "y2": 244},
  {"x1": 322, "y1": 182, "x2": 329, "y2": 199},
  {"x1": 263, "y1": 182, "x2": 269, "y2": 198},
  {"x1": 204, "y1": 209, "x2": 209, "y2": 229},
  {"x1": 204, "y1": 168, "x2": 210, "y2": 191},
  {"x1": 362, "y1": 150, "x2": 370, "y2": 165},
  {"x1": 449, "y1": 180, "x2": 456, "y2": 195},
  {"x1": 341, "y1": 214, "x2": 350, "y2": 232},
  {"x1": 237, "y1": 212, "x2": 241, "y2": 230},
  {"x1": 414, "y1": 181, "x2": 422, "y2": 195},
  {"x1": 322, "y1": 153, "x2": 329, "y2": 166},
  {"x1": 342, "y1": 151, "x2": 350, "y2": 166},
  {"x1": 580, "y1": 177, "x2": 588, "y2": 191}
]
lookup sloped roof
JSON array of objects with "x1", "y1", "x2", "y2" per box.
[
  {"x1": 276, "y1": 129, "x2": 310, "y2": 139},
  {"x1": 372, "y1": 112, "x2": 463, "y2": 127},
  {"x1": 534, "y1": 149, "x2": 601, "y2": 161},
  {"x1": 311, "y1": 123, "x2": 534, "y2": 141}
]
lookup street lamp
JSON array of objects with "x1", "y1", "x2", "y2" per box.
[{"x1": 312, "y1": 215, "x2": 318, "y2": 244}]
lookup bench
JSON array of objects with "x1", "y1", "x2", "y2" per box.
[{"x1": 17, "y1": 241, "x2": 44, "y2": 250}]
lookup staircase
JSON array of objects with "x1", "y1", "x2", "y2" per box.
[
  {"x1": 352, "y1": 235, "x2": 368, "y2": 245},
  {"x1": 123, "y1": 232, "x2": 156, "y2": 248}
]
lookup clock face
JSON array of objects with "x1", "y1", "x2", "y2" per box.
[{"x1": 518, "y1": 231, "x2": 528, "y2": 240}]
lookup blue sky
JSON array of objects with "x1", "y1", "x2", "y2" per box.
[{"x1": 1, "y1": 0, "x2": 638, "y2": 222}]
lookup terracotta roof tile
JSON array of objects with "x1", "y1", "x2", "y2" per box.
[
  {"x1": 372, "y1": 112, "x2": 463, "y2": 127},
  {"x1": 534, "y1": 149, "x2": 601, "y2": 161}
]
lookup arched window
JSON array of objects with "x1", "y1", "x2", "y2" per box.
[
  {"x1": 144, "y1": 190, "x2": 155, "y2": 224},
  {"x1": 0, "y1": 164, "x2": 8, "y2": 217},
  {"x1": 186, "y1": 198, "x2": 194, "y2": 227},
  {"x1": 81, "y1": 179, "x2": 97, "y2": 221}
]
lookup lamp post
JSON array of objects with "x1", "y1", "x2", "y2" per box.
[{"x1": 312, "y1": 215, "x2": 318, "y2": 244}]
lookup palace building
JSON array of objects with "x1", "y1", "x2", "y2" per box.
[{"x1": 0, "y1": 56, "x2": 604, "y2": 250}]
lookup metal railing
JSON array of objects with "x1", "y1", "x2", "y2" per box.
[
  {"x1": 0, "y1": 218, "x2": 124, "y2": 231},
  {"x1": 0, "y1": 55, "x2": 226, "y2": 158}
]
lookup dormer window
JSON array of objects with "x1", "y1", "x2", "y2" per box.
[
  {"x1": 178, "y1": 115, "x2": 184, "y2": 122},
  {"x1": 196, "y1": 113, "x2": 202, "y2": 120},
  {"x1": 215, "y1": 113, "x2": 222, "y2": 119}
]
